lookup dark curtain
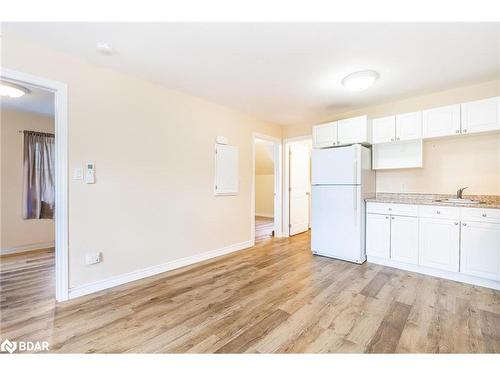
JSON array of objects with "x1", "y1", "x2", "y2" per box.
[{"x1": 22, "y1": 131, "x2": 55, "y2": 219}]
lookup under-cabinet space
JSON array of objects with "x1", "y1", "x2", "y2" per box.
[{"x1": 372, "y1": 139, "x2": 422, "y2": 170}]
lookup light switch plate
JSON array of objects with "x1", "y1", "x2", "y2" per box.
[{"x1": 72, "y1": 167, "x2": 83, "y2": 180}]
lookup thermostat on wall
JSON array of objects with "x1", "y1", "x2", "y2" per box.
[
  {"x1": 216, "y1": 135, "x2": 228, "y2": 145},
  {"x1": 85, "y1": 162, "x2": 95, "y2": 184}
]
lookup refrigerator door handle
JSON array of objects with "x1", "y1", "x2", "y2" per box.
[
  {"x1": 353, "y1": 159, "x2": 358, "y2": 184},
  {"x1": 353, "y1": 186, "x2": 357, "y2": 212}
]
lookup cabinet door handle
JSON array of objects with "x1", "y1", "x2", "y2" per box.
[
  {"x1": 385, "y1": 216, "x2": 389, "y2": 219},
  {"x1": 388, "y1": 208, "x2": 392, "y2": 211},
  {"x1": 455, "y1": 130, "x2": 460, "y2": 134},
  {"x1": 396, "y1": 137, "x2": 400, "y2": 141},
  {"x1": 436, "y1": 210, "x2": 441, "y2": 214},
  {"x1": 463, "y1": 129, "x2": 468, "y2": 133},
  {"x1": 391, "y1": 138, "x2": 395, "y2": 142},
  {"x1": 391, "y1": 216, "x2": 395, "y2": 220},
  {"x1": 462, "y1": 222, "x2": 467, "y2": 226},
  {"x1": 482, "y1": 213, "x2": 487, "y2": 217},
  {"x1": 454, "y1": 222, "x2": 458, "y2": 225}
]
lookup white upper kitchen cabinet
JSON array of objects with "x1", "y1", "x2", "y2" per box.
[
  {"x1": 312, "y1": 121, "x2": 337, "y2": 148},
  {"x1": 366, "y1": 213, "x2": 391, "y2": 259},
  {"x1": 390, "y1": 215, "x2": 419, "y2": 265},
  {"x1": 461, "y1": 97, "x2": 500, "y2": 135},
  {"x1": 422, "y1": 104, "x2": 461, "y2": 139},
  {"x1": 337, "y1": 115, "x2": 371, "y2": 145},
  {"x1": 373, "y1": 112, "x2": 422, "y2": 144},
  {"x1": 418, "y1": 217, "x2": 460, "y2": 272},
  {"x1": 372, "y1": 116, "x2": 396, "y2": 144},
  {"x1": 395, "y1": 111, "x2": 422, "y2": 141},
  {"x1": 460, "y1": 221, "x2": 500, "y2": 281}
]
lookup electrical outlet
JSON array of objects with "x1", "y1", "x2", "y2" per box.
[
  {"x1": 85, "y1": 252, "x2": 102, "y2": 265},
  {"x1": 72, "y1": 167, "x2": 83, "y2": 180}
]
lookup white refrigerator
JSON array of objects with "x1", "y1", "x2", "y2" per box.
[{"x1": 311, "y1": 144, "x2": 375, "y2": 264}]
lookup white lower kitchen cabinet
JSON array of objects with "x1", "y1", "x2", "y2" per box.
[
  {"x1": 390, "y1": 215, "x2": 418, "y2": 264},
  {"x1": 418, "y1": 217, "x2": 460, "y2": 272},
  {"x1": 366, "y1": 213, "x2": 390, "y2": 259},
  {"x1": 460, "y1": 221, "x2": 500, "y2": 280},
  {"x1": 366, "y1": 202, "x2": 500, "y2": 289}
]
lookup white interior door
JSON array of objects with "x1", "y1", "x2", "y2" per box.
[{"x1": 289, "y1": 143, "x2": 310, "y2": 236}]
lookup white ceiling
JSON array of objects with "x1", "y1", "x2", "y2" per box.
[
  {"x1": 0, "y1": 82, "x2": 54, "y2": 116},
  {"x1": 4, "y1": 23, "x2": 500, "y2": 126}
]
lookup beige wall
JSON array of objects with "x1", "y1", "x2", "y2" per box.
[
  {"x1": 283, "y1": 79, "x2": 500, "y2": 195},
  {"x1": 2, "y1": 35, "x2": 282, "y2": 288},
  {"x1": 377, "y1": 133, "x2": 500, "y2": 195},
  {"x1": 255, "y1": 142, "x2": 275, "y2": 217},
  {"x1": 1, "y1": 110, "x2": 55, "y2": 251},
  {"x1": 255, "y1": 175, "x2": 274, "y2": 217}
]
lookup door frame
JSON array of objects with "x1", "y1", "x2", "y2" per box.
[
  {"x1": 283, "y1": 135, "x2": 312, "y2": 237},
  {"x1": 252, "y1": 133, "x2": 282, "y2": 243},
  {"x1": 1, "y1": 68, "x2": 69, "y2": 302}
]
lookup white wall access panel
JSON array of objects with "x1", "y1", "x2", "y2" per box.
[{"x1": 214, "y1": 144, "x2": 239, "y2": 195}]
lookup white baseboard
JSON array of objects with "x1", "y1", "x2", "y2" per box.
[
  {"x1": 367, "y1": 256, "x2": 500, "y2": 291},
  {"x1": 1, "y1": 241, "x2": 55, "y2": 256},
  {"x1": 68, "y1": 239, "x2": 254, "y2": 300},
  {"x1": 255, "y1": 212, "x2": 274, "y2": 218}
]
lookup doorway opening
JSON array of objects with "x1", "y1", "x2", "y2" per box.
[
  {"x1": 252, "y1": 134, "x2": 281, "y2": 244},
  {"x1": 1, "y1": 83, "x2": 57, "y2": 306},
  {"x1": 284, "y1": 136, "x2": 312, "y2": 237},
  {"x1": 1, "y1": 69, "x2": 68, "y2": 302}
]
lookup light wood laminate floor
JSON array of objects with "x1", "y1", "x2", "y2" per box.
[{"x1": 1, "y1": 233, "x2": 499, "y2": 353}]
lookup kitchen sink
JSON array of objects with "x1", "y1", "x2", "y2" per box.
[{"x1": 433, "y1": 198, "x2": 485, "y2": 205}]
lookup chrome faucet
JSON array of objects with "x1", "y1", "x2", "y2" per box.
[{"x1": 456, "y1": 187, "x2": 468, "y2": 199}]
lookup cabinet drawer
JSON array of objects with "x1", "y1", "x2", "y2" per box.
[
  {"x1": 461, "y1": 207, "x2": 500, "y2": 223},
  {"x1": 366, "y1": 202, "x2": 418, "y2": 216},
  {"x1": 418, "y1": 205, "x2": 460, "y2": 220}
]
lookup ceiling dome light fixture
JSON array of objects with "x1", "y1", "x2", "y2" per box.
[
  {"x1": 341, "y1": 70, "x2": 379, "y2": 91},
  {"x1": 0, "y1": 81, "x2": 30, "y2": 98},
  {"x1": 96, "y1": 42, "x2": 114, "y2": 55}
]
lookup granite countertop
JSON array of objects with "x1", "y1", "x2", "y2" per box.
[{"x1": 366, "y1": 193, "x2": 500, "y2": 209}]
